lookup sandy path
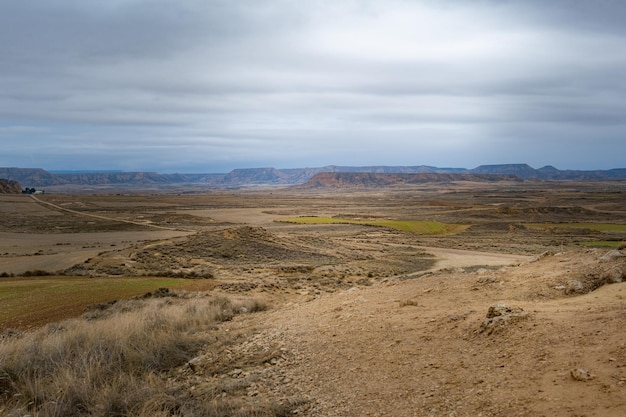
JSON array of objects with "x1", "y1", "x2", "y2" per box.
[{"x1": 416, "y1": 246, "x2": 530, "y2": 272}]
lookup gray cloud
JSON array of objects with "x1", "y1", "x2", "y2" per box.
[{"x1": 1, "y1": 0, "x2": 625, "y2": 172}]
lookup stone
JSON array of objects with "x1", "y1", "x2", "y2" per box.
[
  {"x1": 565, "y1": 280, "x2": 584, "y2": 294},
  {"x1": 604, "y1": 267, "x2": 624, "y2": 284},
  {"x1": 480, "y1": 304, "x2": 528, "y2": 335},
  {"x1": 600, "y1": 250, "x2": 624, "y2": 261},
  {"x1": 570, "y1": 368, "x2": 592, "y2": 381}
]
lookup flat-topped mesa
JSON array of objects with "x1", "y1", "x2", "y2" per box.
[{"x1": 299, "y1": 172, "x2": 520, "y2": 188}]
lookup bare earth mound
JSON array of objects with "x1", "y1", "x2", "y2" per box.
[{"x1": 217, "y1": 248, "x2": 626, "y2": 416}]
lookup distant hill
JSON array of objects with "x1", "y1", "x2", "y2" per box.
[
  {"x1": 1, "y1": 164, "x2": 625, "y2": 189},
  {"x1": 471, "y1": 164, "x2": 542, "y2": 179},
  {"x1": 0, "y1": 168, "x2": 62, "y2": 187},
  {"x1": 0, "y1": 168, "x2": 225, "y2": 188},
  {"x1": 300, "y1": 172, "x2": 521, "y2": 188},
  {"x1": 470, "y1": 164, "x2": 626, "y2": 180},
  {"x1": 221, "y1": 168, "x2": 290, "y2": 185},
  {"x1": 0, "y1": 178, "x2": 22, "y2": 194}
]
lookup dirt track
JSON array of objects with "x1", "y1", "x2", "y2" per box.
[
  {"x1": 29, "y1": 195, "x2": 188, "y2": 231},
  {"x1": 410, "y1": 246, "x2": 528, "y2": 274}
]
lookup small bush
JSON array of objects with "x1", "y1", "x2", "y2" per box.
[{"x1": 21, "y1": 269, "x2": 52, "y2": 277}]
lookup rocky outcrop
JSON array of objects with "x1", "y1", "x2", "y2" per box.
[{"x1": 0, "y1": 179, "x2": 22, "y2": 194}]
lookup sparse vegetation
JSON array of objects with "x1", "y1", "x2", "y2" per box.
[
  {"x1": 526, "y1": 222, "x2": 626, "y2": 232},
  {"x1": 20, "y1": 269, "x2": 54, "y2": 277},
  {"x1": 579, "y1": 240, "x2": 626, "y2": 248}
]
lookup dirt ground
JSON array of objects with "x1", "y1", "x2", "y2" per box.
[
  {"x1": 216, "y1": 248, "x2": 625, "y2": 417},
  {"x1": 1, "y1": 181, "x2": 626, "y2": 415}
]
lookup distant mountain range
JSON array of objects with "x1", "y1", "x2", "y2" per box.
[{"x1": 1, "y1": 164, "x2": 626, "y2": 189}]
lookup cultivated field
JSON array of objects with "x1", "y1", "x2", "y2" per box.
[{"x1": 1, "y1": 180, "x2": 625, "y2": 416}]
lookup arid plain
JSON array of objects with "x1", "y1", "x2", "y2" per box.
[{"x1": 1, "y1": 179, "x2": 626, "y2": 416}]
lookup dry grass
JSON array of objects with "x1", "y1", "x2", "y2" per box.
[{"x1": 0, "y1": 293, "x2": 293, "y2": 417}]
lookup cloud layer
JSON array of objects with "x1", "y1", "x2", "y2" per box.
[{"x1": 1, "y1": 0, "x2": 625, "y2": 172}]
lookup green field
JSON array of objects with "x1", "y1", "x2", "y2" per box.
[
  {"x1": 277, "y1": 216, "x2": 470, "y2": 235},
  {"x1": 579, "y1": 240, "x2": 626, "y2": 248},
  {"x1": 0, "y1": 277, "x2": 215, "y2": 330},
  {"x1": 526, "y1": 223, "x2": 626, "y2": 232}
]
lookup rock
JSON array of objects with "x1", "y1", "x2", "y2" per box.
[
  {"x1": 530, "y1": 251, "x2": 553, "y2": 263},
  {"x1": 565, "y1": 280, "x2": 584, "y2": 294},
  {"x1": 480, "y1": 304, "x2": 528, "y2": 335},
  {"x1": 600, "y1": 250, "x2": 624, "y2": 261},
  {"x1": 570, "y1": 368, "x2": 592, "y2": 381},
  {"x1": 484, "y1": 304, "x2": 524, "y2": 319},
  {"x1": 187, "y1": 357, "x2": 202, "y2": 372},
  {"x1": 604, "y1": 267, "x2": 624, "y2": 284}
]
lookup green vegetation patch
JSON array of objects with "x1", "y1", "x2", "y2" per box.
[
  {"x1": 0, "y1": 277, "x2": 214, "y2": 330},
  {"x1": 526, "y1": 223, "x2": 626, "y2": 232},
  {"x1": 277, "y1": 216, "x2": 470, "y2": 235},
  {"x1": 579, "y1": 240, "x2": 626, "y2": 248}
]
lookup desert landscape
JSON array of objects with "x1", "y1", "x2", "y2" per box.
[{"x1": 1, "y1": 177, "x2": 625, "y2": 416}]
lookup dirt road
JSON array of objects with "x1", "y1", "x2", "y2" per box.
[{"x1": 29, "y1": 195, "x2": 188, "y2": 231}]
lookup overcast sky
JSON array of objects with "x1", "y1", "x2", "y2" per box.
[{"x1": 1, "y1": 0, "x2": 625, "y2": 173}]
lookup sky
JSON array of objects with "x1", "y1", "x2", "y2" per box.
[{"x1": 1, "y1": 0, "x2": 625, "y2": 173}]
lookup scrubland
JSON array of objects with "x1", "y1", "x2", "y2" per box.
[{"x1": 1, "y1": 180, "x2": 626, "y2": 416}]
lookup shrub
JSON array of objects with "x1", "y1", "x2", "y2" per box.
[{"x1": 20, "y1": 269, "x2": 52, "y2": 277}]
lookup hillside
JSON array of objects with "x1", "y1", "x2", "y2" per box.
[
  {"x1": 0, "y1": 179, "x2": 21, "y2": 194},
  {"x1": 230, "y1": 248, "x2": 626, "y2": 416},
  {"x1": 0, "y1": 168, "x2": 61, "y2": 187}
]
